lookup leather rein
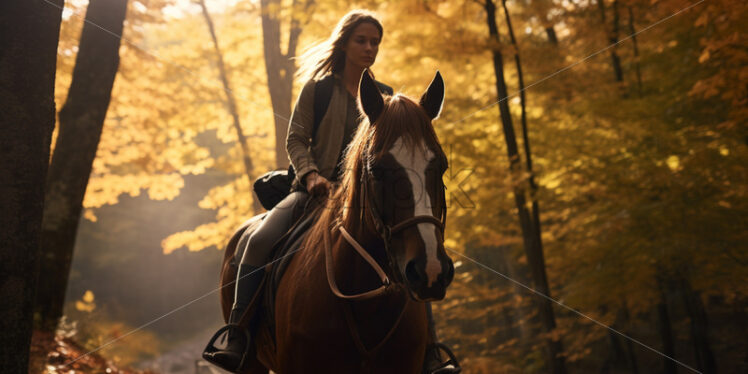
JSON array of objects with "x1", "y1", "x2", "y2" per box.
[{"x1": 325, "y1": 214, "x2": 445, "y2": 300}]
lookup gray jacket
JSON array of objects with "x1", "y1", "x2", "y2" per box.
[{"x1": 285, "y1": 75, "x2": 392, "y2": 186}]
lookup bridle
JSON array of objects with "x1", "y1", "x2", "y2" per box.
[{"x1": 325, "y1": 145, "x2": 448, "y2": 301}]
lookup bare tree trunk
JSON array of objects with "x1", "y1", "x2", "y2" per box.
[
  {"x1": 621, "y1": 306, "x2": 640, "y2": 374},
  {"x1": 530, "y1": 0, "x2": 559, "y2": 45},
  {"x1": 597, "y1": 0, "x2": 624, "y2": 83},
  {"x1": 678, "y1": 276, "x2": 717, "y2": 373},
  {"x1": 656, "y1": 277, "x2": 678, "y2": 374},
  {"x1": 545, "y1": 26, "x2": 559, "y2": 45},
  {"x1": 198, "y1": 0, "x2": 263, "y2": 214},
  {"x1": 500, "y1": 0, "x2": 543, "y2": 241},
  {"x1": 0, "y1": 0, "x2": 63, "y2": 370},
  {"x1": 260, "y1": 0, "x2": 311, "y2": 169},
  {"x1": 627, "y1": 6, "x2": 643, "y2": 96},
  {"x1": 35, "y1": 0, "x2": 129, "y2": 333},
  {"x1": 603, "y1": 306, "x2": 640, "y2": 374},
  {"x1": 483, "y1": 1, "x2": 566, "y2": 373}
]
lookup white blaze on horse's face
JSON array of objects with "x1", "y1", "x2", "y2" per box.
[{"x1": 388, "y1": 137, "x2": 442, "y2": 288}]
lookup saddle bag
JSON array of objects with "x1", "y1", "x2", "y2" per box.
[{"x1": 253, "y1": 165, "x2": 295, "y2": 211}]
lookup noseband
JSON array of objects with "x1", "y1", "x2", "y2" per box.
[{"x1": 325, "y1": 148, "x2": 447, "y2": 301}]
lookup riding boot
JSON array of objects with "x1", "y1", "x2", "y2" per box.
[
  {"x1": 422, "y1": 302, "x2": 461, "y2": 374},
  {"x1": 203, "y1": 264, "x2": 265, "y2": 373}
]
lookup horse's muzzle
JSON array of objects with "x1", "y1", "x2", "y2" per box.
[{"x1": 404, "y1": 255, "x2": 454, "y2": 301}]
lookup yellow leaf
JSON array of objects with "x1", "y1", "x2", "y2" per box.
[
  {"x1": 694, "y1": 13, "x2": 708, "y2": 27},
  {"x1": 83, "y1": 290, "x2": 95, "y2": 303},
  {"x1": 666, "y1": 155, "x2": 681, "y2": 171},
  {"x1": 75, "y1": 301, "x2": 94, "y2": 312},
  {"x1": 698, "y1": 49, "x2": 710, "y2": 63},
  {"x1": 83, "y1": 209, "x2": 98, "y2": 222}
]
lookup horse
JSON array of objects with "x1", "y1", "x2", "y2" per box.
[{"x1": 216, "y1": 70, "x2": 455, "y2": 374}]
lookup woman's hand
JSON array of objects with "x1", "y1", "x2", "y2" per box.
[{"x1": 304, "y1": 171, "x2": 331, "y2": 196}]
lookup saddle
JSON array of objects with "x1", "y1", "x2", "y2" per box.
[{"x1": 227, "y1": 196, "x2": 322, "y2": 344}]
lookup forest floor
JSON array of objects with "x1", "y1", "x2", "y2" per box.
[{"x1": 29, "y1": 329, "x2": 158, "y2": 374}]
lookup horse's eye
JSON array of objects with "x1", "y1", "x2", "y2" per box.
[{"x1": 370, "y1": 165, "x2": 385, "y2": 180}]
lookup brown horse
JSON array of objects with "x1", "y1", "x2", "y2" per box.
[{"x1": 218, "y1": 70, "x2": 454, "y2": 373}]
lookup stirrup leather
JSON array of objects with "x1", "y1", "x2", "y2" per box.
[
  {"x1": 202, "y1": 324, "x2": 251, "y2": 373},
  {"x1": 425, "y1": 343, "x2": 462, "y2": 374}
]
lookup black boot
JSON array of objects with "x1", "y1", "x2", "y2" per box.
[
  {"x1": 203, "y1": 264, "x2": 265, "y2": 373},
  {"x1": 423, "y1": 302, "x2": 461, "y2": 374}
]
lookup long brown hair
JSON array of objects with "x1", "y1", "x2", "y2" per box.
[{"x1": 296, "y1": 10, "x2": 383, "y2": 82}]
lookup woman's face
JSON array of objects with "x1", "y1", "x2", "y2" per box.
[{"x1": 342, "y1": 22, "x2": 381, "y2": 71}]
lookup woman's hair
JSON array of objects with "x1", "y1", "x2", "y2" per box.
[{"x1": 296, "y1": 10, "x2": 383, "y2": 82}]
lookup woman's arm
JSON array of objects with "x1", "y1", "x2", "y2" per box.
[{"x1": 285, "y1": 79, "x2": 319, "y2": 184}]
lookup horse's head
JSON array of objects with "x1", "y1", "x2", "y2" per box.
[{"x1": 354, "y1": 70, "x2": 454, "y2": 301}]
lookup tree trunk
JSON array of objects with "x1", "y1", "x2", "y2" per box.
[
  {"x1": 621, "y1": 306, "x2": 640, "y2": 374},
  {"x1": 198, "y1": 0, "x2": 263, "y2": 214},
  {"x1": 678, "y1": 276, "x2": 717, "y2": 373},
  {"x1": 656, "y1": 278, "x2": 678, "y2": 374},
  {"x1": 545, "y1": 26, "x2": 559, "y2": 45},
  {"x1": 35, "y1": 0, "x2": 129, "y2": 333},
  {"x1": 0, "y1": 0, "x2": 63, "y2": 370},
  {"x1": 483, "y1": 1, "x2": 566, "y2": 373},
  {"x1": 627, "y1": 6, "x2": 643, "y2": 96},
  {"x1": 500, "y1": 0, "x2": 543, "y2": 244},
  {"x1": 503, "y1": 247, "x2": 535, "y2": 344},
  {"x1": 603, "y1": 306, "x2": 640, "y2": 374},
  {"x1": 260, "y1": 0, "x2": 310, "y2": 169},
  {"x1": 597, "y1": 0, "x2": 624, "y2": 83}
]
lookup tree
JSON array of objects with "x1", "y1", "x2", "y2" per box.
[
  {"x1": 35, "y1": 0, "x2": 129, "y2": 332},
  {"x1": 197, "y1": 0, "x2": 263, "y2": 214},
  {"x1": 260, "y1": 0, "x2": 313, "y2": 168},
  {"x1": 626, "y1": 6, "x2": 643, "y2": 95},
  {"x1": 529, "y1": 0, "x2": 559, "y2": 44},
  {"x1": 597, "y1": 0, "x2": 624, "y2": 83},
  {"x1": 0, "y1": 0, "x2": 64, "y2": 371},
  {"x1": 482, "y1": 0, "x2": 567, "y2": 372}
]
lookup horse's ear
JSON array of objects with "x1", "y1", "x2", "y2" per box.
[
  {"x1": 419, "y1": 71, "x2": 445, "y2": 120},
  {"x1": 359, "y1": 69, "x2": 384, "y2": 124}
]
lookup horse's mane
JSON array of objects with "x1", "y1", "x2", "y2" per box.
[{"x1": 300, "y1": 93, "x2": 446, "y2": 266}]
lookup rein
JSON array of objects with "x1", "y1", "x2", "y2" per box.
[{"x1": 325, "y1": 214, "x2": 445, "y2": 301}]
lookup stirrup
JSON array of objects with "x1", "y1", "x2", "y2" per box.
[
  {"x1": 202, "y1": 324, "x2": 251, "y2": 373},
  {"x1": 425, "y1": 343, "x2": 462, "y2": 374}
]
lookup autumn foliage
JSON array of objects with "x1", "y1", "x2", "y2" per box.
[{"x1": 51, "y1": 0, "x2": 746, "y2": 372}]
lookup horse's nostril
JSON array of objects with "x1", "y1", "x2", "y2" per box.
[
  {"x1": 445, "y1": 260, "x2": 455, "y2": 285},
  {"x1": 405, "y1": 260, "x2": 420, "y2": 285},
  {"x1": 439, "y1": 259, "x2": 454, "y2": 287}
]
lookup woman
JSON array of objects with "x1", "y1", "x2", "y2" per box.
[{"x1": 204, "y1": 10, "x2": 459, "y2": 374}]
